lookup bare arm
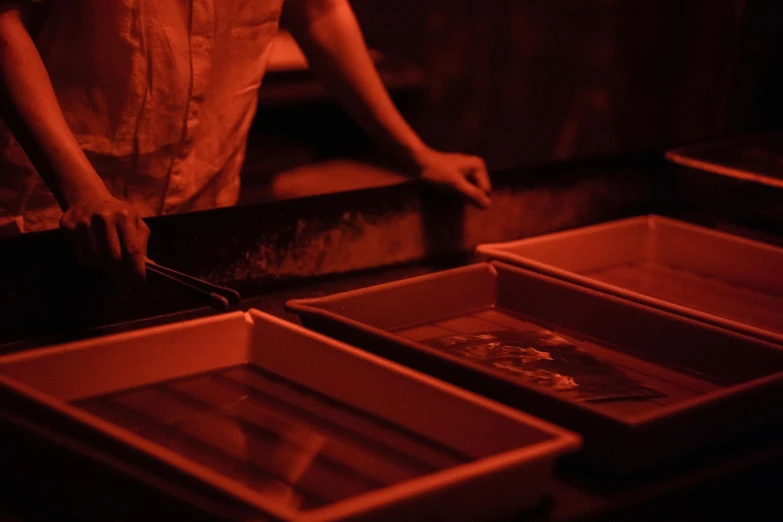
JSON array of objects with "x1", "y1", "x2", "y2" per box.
[
  {"x1": 0, "y1": 6, "x2": 105, "y2": 208},
  {"x1": 283, "y1": 0, "x2": 491, "y2": 207},
  {"x1": 0, "y1": 6, "x2": 148, "y2": 279}
]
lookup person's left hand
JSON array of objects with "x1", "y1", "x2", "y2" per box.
[{"x1": 414, "y1": 149, "x2": 492, "y2": 208}]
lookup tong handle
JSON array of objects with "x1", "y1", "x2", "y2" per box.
[{"x1": 145, "y1": 258, "x2": 241, "y2": 309}]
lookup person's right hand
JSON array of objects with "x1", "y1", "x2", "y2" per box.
[{"x1": 59, "y1": 192, "x2": 150, "y2": 283}]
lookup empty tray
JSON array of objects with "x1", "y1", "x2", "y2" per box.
[
  {"x1": 287, "y1": 262, "x2": 783, "y2": 473},
  {"x1": 476, "y1": 215, "x2": 783, "y2": 345},
  {"x1": 0, "y1": 310, "x2": 578, "y2": 522}
]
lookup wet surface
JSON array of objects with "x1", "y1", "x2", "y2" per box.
[{"x1": 76, "y1": 364, "x2": 467, "y2": 511}]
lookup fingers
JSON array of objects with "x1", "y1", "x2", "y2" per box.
[
  {"x1": 118, "y1": 213, "x2": 149, "y2": 283},
  {"x1": 60, "y1": 213, "x2": 100, "y2": 269},
  {"x1": 92, "y1": 211, "x2": 123, "y2": 266},
  {"x1": 60, "y1": 203, "x2": 149, "y2": 284},
  {"x1": 419, "y1": 152, "x2": 493, "y2": 208},
  {"x1": 466, "y1": 156, "x2": 492, "y2": 194},
  {"x1": 453, "y1": 176, "x2": 492, "y2": 208},
  {"x1": 455, "y1": 155, "x2": 492, "y2": 207}
]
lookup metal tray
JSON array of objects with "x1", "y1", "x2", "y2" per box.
[
  {"x1": 0, "y1": 310, "x2": 578, "y2": 522},
  {"x1": 476, "y1": 215, "x2": 783, "y2": 345},
  {"x1": 287, "y1": 262, "x2": 783, "y2": 473}
]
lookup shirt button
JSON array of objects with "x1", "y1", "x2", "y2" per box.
[{"x1": 193, "y1": 37, "x2": 209, "y2": 51}]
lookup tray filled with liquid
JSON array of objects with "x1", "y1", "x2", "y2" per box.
[
  {"x1": 476, "y1": 214, "x2": 783, "y2": 345},
  {"x1": 0, "y1": 310, "x2": 578, "y2": 521},
  {"x1": 287, "y1": 262, "x2": 783, "y2": 473}
]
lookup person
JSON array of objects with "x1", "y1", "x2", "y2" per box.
[{"x1": 0, "y1": 0, "x2": 491, "y2": 282}]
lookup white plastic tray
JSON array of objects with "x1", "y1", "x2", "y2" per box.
[
  {"x1": 666, "y1": 133, "x2": 783, "y2": 188},
  {"x1": 288, "y1": 262, "x2": 783, "y2": 473},
  {"x1": 0, "y1": 310, "x2": 579, "y2": 522},
  {"x1": 477, "y1": 215, "x2": 783, "y2": 345}
]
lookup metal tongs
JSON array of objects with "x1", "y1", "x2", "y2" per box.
[{"x1": 144, "y1": 258, "x2": 241, "y2": 311}]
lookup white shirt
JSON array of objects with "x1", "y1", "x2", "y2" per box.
[{"x1": 0, "y1": 0, "x2": 285, "y2": 233}]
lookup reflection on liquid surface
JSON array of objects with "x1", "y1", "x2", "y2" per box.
[{"x1": 75, "y1": 365, "x2": 468, "y2": 510}]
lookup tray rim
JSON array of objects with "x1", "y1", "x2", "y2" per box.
[
  {"x1": 474, "y1": 214, "x2": 783, "y2": 346},
  {"x1": 666, "y1": 147, "x2": 783, "y2": 190},
  {"x1": 0, "y1": 310, "x2": 250, "y2": 366},
  {"x1": 286, "y1": 261, "x2": 783, "y2": 429},
  {"x1": 0, "y1": 308, "x2": 580, "y2": 522}
]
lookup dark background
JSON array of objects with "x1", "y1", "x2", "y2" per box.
[
  {"x1": 241, "y1": 0, "x2": 783, "y2": 198},
  {"x1": 350, "y1": 0, "x2": 783, "y2": 165}
]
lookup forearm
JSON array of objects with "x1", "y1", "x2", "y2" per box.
[
  {"x1": 0, "y1": 9, "x2": 107, "y2": 210},
  {"x1": 283, "y1": 0, "x2": 432, "y2": 167}
]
